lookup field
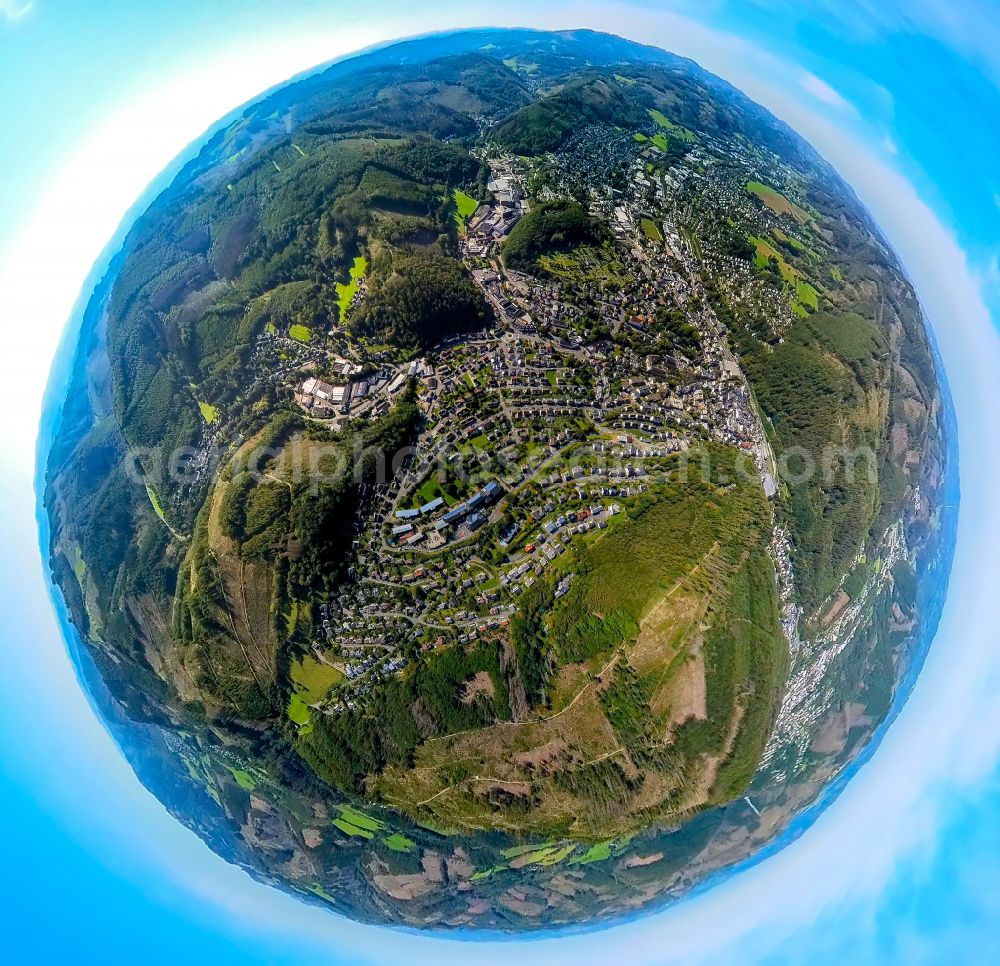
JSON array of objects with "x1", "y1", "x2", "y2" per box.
[
  {"x1": 332, "y1": 804, "x2": 383, "y2": 838},
  {"x1": 336, "y1": 255, "x2": 368, "y2": 323},
  {"x1": 747, "y1": 181, "x2": 809, "y2": 223},
  {"x1": 287, "y1": 693, "x2": 312, "y2": 728},
  {"x1": 452, "y1": 188, "x2": 479, "y2": 234},
  {"x1": 229, "y1": 767, "x2": 258, "y2": 791},
  {"x1": 330, "y1": 805, "x2": 421, "y2": 854},
  {"x1": 750, "y1": 235, "x2": 821, "y2": 315},
  {"x1": 69, "y1": 542, "x2": 87, "y2": 583},
  {"x1": 641, "y1": 218, "x2": 663, "y2": 242},
  {"x1": 648, "y1": 108, "x2": 698, "y2": 142},
  {"x1": 197, "y1": 400, "x2": 219, "y2": 425},
  {"x1": 289, "y1": 324, "x2": 313, "y2": 343},
  {"x1": 384, "y1": 833, "x2": 417, "y2": 853},
  {"x1": 502, "y1": 57, "x2": 539, "y2": 74},
  {"x1": 291, "y1": 654, "x2": 345, "y2": 704},
  {"x1": 772, "y1": 226, "x2": 807, "y2": 253},
  {"x1": 750, "y1": 235, "x2": 797, "y2": 283},
  {"x1": 413, "y1": 476, "x2": 450, "y2": 507},
  {"x1": 571, "y1": 840, "x2": 614, "y2": 864},
  {"x1": 795, "y1": 279, "x2": 819, "y2": 310},
  {"x1": 145, "y1": 483, "x2": 166, "y2": 522}
]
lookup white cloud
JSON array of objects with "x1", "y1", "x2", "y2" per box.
[
  {"x1": 799, "y1": 69, "x2": 860, "y2": 116},
  {"x1": 0, "y1": 0, "x2": 33, "y2": 23}
]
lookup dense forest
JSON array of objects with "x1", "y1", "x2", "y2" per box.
[
  {"x1": 493, "y1": 73, "x2": 648, "y2": 155},
  {"x1": 351, "y1": 252, "x2": 491, "y2": 348},
  {"x1": 503, "y1": 199, "x2": 608, "y2": 270}
]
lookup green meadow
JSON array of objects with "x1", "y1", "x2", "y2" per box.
[
  {"x1": 452, "y1": 188, "x2": 479, "y2": 233},
  {"x1": 641, "y1": 218, "x2": 663, "y2": 242},
  {"x1": 336, "y1": 254, "x2": 368, "y2": 322},
  {"x1": 747, "y1": 181, "x2": 809, "y2": 223},
  {"x1": 291, "y1": 654, "x2": 344, "y2": 704},
  {"x1": 197, "y1": 400, "x2": 219, "y2": 425},
  {"x1": 648, "y1": 108, "x2": 697, "y2": 142}
]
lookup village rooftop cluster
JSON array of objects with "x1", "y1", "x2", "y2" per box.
[{"x1": 261, "y1": 117, "x2": 818, "y2": 717}]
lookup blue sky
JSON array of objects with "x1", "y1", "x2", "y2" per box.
[{"x1": 2, "y1": 2, "x2": 1000, "y2": 962}]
